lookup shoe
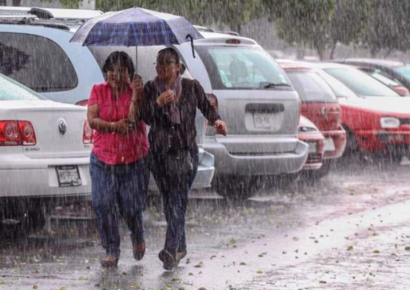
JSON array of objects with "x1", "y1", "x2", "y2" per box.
[
  {"x1": 158, "y1": 249, "x2": 177, "y2": 270},
  {"x1": 133, "y1": 241, "x2": 146, "y2": 261},
  {"x1": 175, "y1": 249, "x2": 187, "y2": 264},
  {"x1": 101, "y1": 255, "x2": 119, "y2": 268},
  {"x1": 158, "y1": 249, "x2": 187, "y2": 270}
]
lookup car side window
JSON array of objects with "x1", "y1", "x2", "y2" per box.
[{"x1": 0, "y1": 32, "x2": 78, "y2": 92}]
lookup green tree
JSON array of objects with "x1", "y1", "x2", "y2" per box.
[
  {"x1": 263, "y1": 0, "x2": 335, "y2": 60},
  {"x1": 363, "y1": 0, "x2": 410, "y2": 57}
]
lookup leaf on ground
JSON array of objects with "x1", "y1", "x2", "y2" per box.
[
  {"x1": 347, "y1": 246, "x2": 354, "y2": 251},
  {"x1": 239, "y1": 262, "x2": 246, "y2": 265},
  {"x1": 78, "y1": 276, "x2": 87, "y2": 281},
  {"x1": 293, "y1": 237, "x2": 299, "y2": 241},
  {"x1": 188, "y1": 272, "x2": 194, "y2": 276},
  {"x1": 230, "y1": 238, "x2": 237, "y2": 245},
  {"x1": 319, "y1": 281, "x2": 327, "y2": 284},
  {"x1": 172, "y1": 278, "x2": 181, "y2": 282},
  {"x1": 256, "y1": 270, "x2": 263, "y2": 274},
  {"x1": 373, "y1": 250, "x2": 380, "y2": 254},
  {"x1": 198, "y1": 287, "x2": 207, "y2": 290},
  {"x1": 405, "y1": 246, "x2": 410, "y2": 251},
  {"x1": 33, "y1": 285, "x2": 39, "y2": 289}
]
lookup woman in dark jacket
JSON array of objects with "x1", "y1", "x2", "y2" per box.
[{"x1": 129, "y1": 47, "x2": 227, "y2": 270}]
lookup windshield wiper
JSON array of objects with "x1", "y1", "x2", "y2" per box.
[{"x1": 262, "y1": 82, "x2": 291, "y2": 89}]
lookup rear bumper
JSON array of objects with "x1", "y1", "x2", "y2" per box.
[
  {"x1": 355, "y1": 129, "x2": 410, "y2": 153},
  {"x1": 322, "y1": 127, "x2": 347, "y2": 159},
  {"x1": 204, "y1": 139, "x2": 309, "y2": 175},
  {"x1": 0, "y1": 156, "x2": 91, "y2": 198}
]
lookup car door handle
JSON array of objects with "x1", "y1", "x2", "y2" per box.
[{"x1": 245, "y1": 103, "x2": 285, "y2": 114}]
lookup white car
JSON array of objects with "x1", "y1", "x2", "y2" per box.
[
  {"x1": 0, "y1": 74, "x2": 92, "y2": 231},
  {"x1": 0, "y1": 7, "x2": 215, "y2": 192}
]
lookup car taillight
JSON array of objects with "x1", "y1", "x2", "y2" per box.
[
  {"x1": 76, "y1": 99, "x2": 89, "y2": 106},
  {"x1": 83, "y1": 120, "x2": 94, "y2": 144},
  {"x1": 0, "y1": 120, "x2": 36, "y2": 146},
  {"x1": 206, "y1": 94, "x2": 218, "y2": 110}
]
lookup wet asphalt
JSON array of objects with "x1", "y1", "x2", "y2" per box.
[{"x1": 1, "y1": 158, "x2": 410, "y2": 290}]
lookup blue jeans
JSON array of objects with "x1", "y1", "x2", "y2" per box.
[
  {"x1": 150, "y1": 151, "x2": 199, "y2": 256},
  {"x1": 90, "y1": 153, "x2": 148, "y2": 258}
]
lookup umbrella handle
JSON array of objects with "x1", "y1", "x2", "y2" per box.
[{"x1": 186, "y1": 34, "x2": 196, "y2": 58}]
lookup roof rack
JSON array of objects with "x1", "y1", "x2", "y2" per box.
[{"x1": 0, "y1": 6, "x2": 102, "y2": 21}]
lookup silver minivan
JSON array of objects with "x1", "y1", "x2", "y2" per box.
[{"x1": 178, "y1": 31, "x2": 309, "y2": 199}]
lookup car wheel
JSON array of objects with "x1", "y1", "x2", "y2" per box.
[
  {"x1": 0, "y1": 199, "x2": 47, "y2": 237},
  {"x1": 213, "y1": 175, "x2": 262, "y2": 201},
  {"x1": 301, "y1": 159, "x2": 333, "y2": 181}
]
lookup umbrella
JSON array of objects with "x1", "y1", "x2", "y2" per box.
[{"x1": 69, "y1": 7, "x2": 203, "y2": 57}]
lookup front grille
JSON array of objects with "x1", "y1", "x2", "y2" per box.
[{"x1": 400, "y1": 118, "x2": 410, "y2": 125}]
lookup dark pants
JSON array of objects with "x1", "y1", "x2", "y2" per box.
[
  {"x1": 90, "y1": 153, "x2": 148, "y2": 258},
  {"x1": 150, "y1": 151, "x2": 199, "y2": 256}
]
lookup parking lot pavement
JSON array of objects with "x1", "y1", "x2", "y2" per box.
[{"x1": 0, "y1": 161, "x2": 409, "y2": 289}]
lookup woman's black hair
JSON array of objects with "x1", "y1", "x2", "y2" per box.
[
  {"x1": 157, "y1": 47, "x2": 180, "y2": 64},
  {"x1": 102, "y1": 51, "x2": 135, "y2": 81}
]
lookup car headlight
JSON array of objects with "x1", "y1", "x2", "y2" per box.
[
  {"x1": 380, "y1": 117, "x2": 400, "y2": 129},
  {"x1": 299, "y1": 126, "x2": 318, "y2": 132}
]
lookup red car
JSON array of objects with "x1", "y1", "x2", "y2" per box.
[
  {"x1": 301, "y1": 62, "x2": 410, "y2": 164},
  {"x1": 280, "y1": 62, "x2": 346, "y2": 177}
]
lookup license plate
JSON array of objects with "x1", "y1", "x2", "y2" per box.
[
  {"x1": 388, "y1": 135, "x2": 405, "y2": 142},
  {"x1": 308, "y1": 142, "x2": 317, "y2": 153},
  {"x1": 324, "y1": 137, "x2": 336, "y2": 151},
  {"x1": 253, "y1": 113, "x2": 272, "y2": 129},
  {"x1": 56, "y1": 165, "x2": 82, "y2": 187}
]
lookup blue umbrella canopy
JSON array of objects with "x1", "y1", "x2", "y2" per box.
[{"x1": 70, "y1": 7, "x2": 202, "y2": 56}]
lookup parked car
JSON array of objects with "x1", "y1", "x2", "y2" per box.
[
  {"x1": 90, "y1": 27, "x2": 309, "y2": 200},
  {"x1": 0, "y1": 73, "x2": 92, "y2": 231},
  {"x1": 279, "y1": 61, "x2": 346, "y2": 178},
  {"x1": 0, "y1": 7, "x2": 215, "y2": 192},
  {"x1": 299, "y1": 62, "x2": 410, "y2": 165},
  {"x1": 335, "y1": 58, "x2": 410, "y2": 95}
]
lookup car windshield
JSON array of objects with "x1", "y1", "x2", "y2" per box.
[
  {"x1": 324, "y1": 68, "x2": 399, "y2": 97},
  {"x1": 195, "y1": 46, "x2": 290, "y2": 90},
  {"x1": 317, "y1": 71, "x2": 358, "y2": 99},
  {"x1": 394, "y1": 66, "x2": 410, "y2": 82},
  {"x1": 0, "y1": 74, "x2": 45, "y2": 101},
  {"x1": 287, "y1": 71, "x2": 337, "y2": 102}
]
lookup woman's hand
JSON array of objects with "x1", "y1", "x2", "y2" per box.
[
  {"x1": 214, "y1": 120, "x2": 228, "y2": 136},
  {"x1": 132, "y1": 74, "x2": 144, "y2": 101},
  {"x1": 112, "y1": 119, "x2": 131, "y2": 135},
  {"x1": 156, "y1": 90, "x2": 175, "y2": 107}
]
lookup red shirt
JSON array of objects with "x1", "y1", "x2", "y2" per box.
[{"x1": 88, "y1": 83, "x2": 149, "y2": 165}]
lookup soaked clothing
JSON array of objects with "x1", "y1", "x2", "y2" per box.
[
  {"x1": 88, "y1": 82, "x2": 149, "y2": 165},
  {"x1": 88, "y1": 82, "x2": 149, "y2": 259},
  {"x1": 141, "y1": 78, "x2": 221, "y2": 154},
  {"x1": 141, "y1": 78, "x2": 221, "y2": 257},
  {"x1": 90, "y1": 153, "x2": 148, "y2": 258}
]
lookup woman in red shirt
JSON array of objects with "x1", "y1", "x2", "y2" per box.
[{"x1": 87, "y1": 51, "x2": 149, "y2": 268}]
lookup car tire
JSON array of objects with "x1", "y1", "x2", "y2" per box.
[
  {"x1": 301, "y1": 159, "x2": 332, "y2": 181},
  {"x1": 213, "y1": 175, "x2": 262, "y2": 201}
]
